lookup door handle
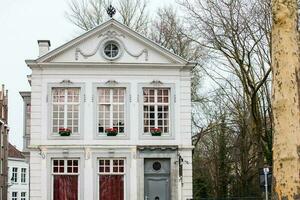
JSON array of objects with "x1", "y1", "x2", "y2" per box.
[{"x1": 145, "y1": 196, "x2": 149, "y2": 200}]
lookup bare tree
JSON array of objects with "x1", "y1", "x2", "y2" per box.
[
  {"x1": 151, "y1": 7, "x2": 205, "y2": 102},
  {"x1": 181, "y1": 0, "x2": 273, "y2": 197},
  {"x1": 66, "y1": 0, "x2": 108, "y2": 31},
  {"x1": 117, "y1": 0, "x2": 149, "y2": 35},
  {"x1": 65, "y1": 0, "x2": 149, "y2": 34}
]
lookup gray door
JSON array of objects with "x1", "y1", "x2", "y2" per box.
[{"x1": 144, "y1": 159, "x2": 170, "y2": 200}]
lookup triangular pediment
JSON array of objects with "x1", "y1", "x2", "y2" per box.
[{"x1": 36, "y1": 19, "x2": 188, "y2": 65}]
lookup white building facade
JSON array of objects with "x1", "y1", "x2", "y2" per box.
[
  {"x1": 8, "y1": 144, "x2": 29, "y2": 200},
  {"x1": 24, "y1": 19, "x2": 194, "y2": 200}
]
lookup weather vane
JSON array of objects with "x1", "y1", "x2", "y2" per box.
[{"x1": 107, "y1": 5, "x2": 116, "y2": 18}]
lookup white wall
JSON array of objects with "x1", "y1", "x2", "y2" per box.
[
  {"x1": 8, "y1": 158, "x2": 29, "y2": 200},
  {"x1": 28, "y1": 22, "x2": 193, "y2": 200},
  {"x1": 30, "y1": 66, "x2": 192, "y2": 147}
]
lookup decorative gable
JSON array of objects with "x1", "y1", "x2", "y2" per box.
[{"x1": 36, "y1": 19, "x2": 188, "y2": 65}]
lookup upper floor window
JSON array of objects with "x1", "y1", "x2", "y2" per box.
[
  {"x1": 102, "y1": 40, "x2": 122, "y2": 60},
  {"x1": 143, "y1": 88, "x2": 170, "y2": 134},
  {"x1": 52, "y1": 88, "x2": 80, "y2": 134},
  {"x1": 104, "y1": 42, "x2": 119, "y2": 58},
  {"x1": 11, "y1": 167, "x2": 18, "y2": 183},
  {"x1": 97, "y1": 88, "x2": 125, "y2": 135},
  {"x1": 21, "y1": 168, "x2": 26, "y2": 183}
]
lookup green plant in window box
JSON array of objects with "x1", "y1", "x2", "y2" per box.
[
  {"x1": 150, "y1": 128, "x2": 162, "y2": 136},
  {"x1": 105, "y1": 128, "x2": 118, "y2": 136},
  {"x1": 58, "y1": 128, "x2": 72, "y2": 136}
]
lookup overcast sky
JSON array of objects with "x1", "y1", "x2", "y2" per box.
[{"x1": 0, "y1": 0, "x2": 178, "y2": 150}]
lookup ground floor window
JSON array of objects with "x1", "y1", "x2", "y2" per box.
[
  {"x1": 98, "y1": 159, "x2": 125, "y2": 200},
  {"x1": 12, "y1": 192, "x2": 17, "y2": 200},
  {"x1": 52, "y1": 159, "x2": 79, "y2": 200},
  {"x1": 21, "y1": 192, "x2": 26, "y2": 200}
]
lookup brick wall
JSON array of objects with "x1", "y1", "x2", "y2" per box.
[{"x1": 0, "y1": 84, "x2": 8, "y2": 200}]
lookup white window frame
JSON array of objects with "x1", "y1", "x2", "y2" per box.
[
  {"x1": 138, "y1": 83, "x2": 175, "y2": 140},
  {"x1": 97, "y1": 158, "x2": 126, "y2": 200},
  {"x1": 100, "y1": 39, "x2": 123, "y2": 61},
  {"x1": 98, "y1": 158, "x2": 126, "y2": 175},
  {"x1": 11, "y1": 167, "x2": 18, "y2": 184},
  {"x1": 48, "y1": 83, "x2": 85, "y2": 140},
  {"x1": 12, "y1": 191, "x2": 18, "y2": 200},
  {"x1": 143, "y1": 88, "x2": 170, "y2": 134},
  {"x1": 52, "y1": 159, "x2": 80, "y2": 175},
  {"x1": 21, "y1": 168, "x2": 26, "y2": 183},
  {"x1": 103, "y1": 42, "x2": 120, "y2": 59},
  {"x1": 51, "y1": 88, "x2": 80, "y2": 134},
  {"x1": 21, "y1": 192, "x2": 26, "y2": 200},
  {"x1": 97, "y1": 88, "x2": 126, "y2": 135},
  {"x1": 93, "y1": 83, "x2": 130, "y2": 140},
  {"x1": 51, "y1": 158, "x2": 80, "y2": 200}
]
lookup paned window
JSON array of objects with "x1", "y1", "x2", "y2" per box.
[
  {"x1": 52, "y1": 159, "x2": 79, "y2": 200},
  {"x1": 52, "y1": 159, "x2": 79, "y2": 174},
  {"x1": 21, "y1": 192, "x2": 26, "y2": 200},
  {"x1": 143, "y1": 88, "x2": 170, "y2": 134},
  {"x1": 98, "y1": 159, "x2": 125, "y2": 174},
  {"x1": 52, "y1": 88, "x2": 80, "y2": 134},
  {"x1": 98, "y1": 159, "x2": 125, "y2": 200},
  {"x1": 21, "y1": 168, "x2": 26, "y2": 183},
  {"x1": 104, "y1": 42, "x2": 119, "y2": 59},
  {"x1": 12, "y1": 167, "x2": 18, "y2": 183},
  {"x1": 12, "y1": 192, "x2": 17, "y2": 200},
  {"x1": 97, "y1": 88, "x2": 125, "y2": 134}
]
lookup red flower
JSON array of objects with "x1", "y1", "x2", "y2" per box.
[
  {"x1": 59, "y1": 128, "x2": 71, "y2": 132},
  {"x1": 105, "y1": 128, "x2": 118, "y2": 133},
  {"x1": 150, "y1": 128, "x2": 161, "y2": 132}
]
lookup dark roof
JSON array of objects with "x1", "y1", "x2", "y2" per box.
[{"x1": 8, "y1": 143, "x2": 25, "y2": 159}]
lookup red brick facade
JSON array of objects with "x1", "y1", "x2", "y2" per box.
[{"x1": 0, "y1": 85, "x2": 8, "y2": 200}]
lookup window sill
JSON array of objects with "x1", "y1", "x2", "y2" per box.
[
  {"x1": 48, "y1": 134, "x2": 82, "y2": 140},
  {"x1": 140, "y1": 133, "x2": 175, "y2": 140},
  {"x1": 94, "y1": 133, "x2": 129, "y2": 140}
]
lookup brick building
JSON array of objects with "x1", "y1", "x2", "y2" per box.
[{"x1": 0, "y1": 84, "x2": 8, "y2": 200}]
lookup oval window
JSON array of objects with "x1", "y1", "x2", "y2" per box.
[
  {"x1": 152, "y1": 161, "x2": 162, "y2": 171},
  {"x1": 103, "y1": 41, "x2": 119, "y2": 59}
]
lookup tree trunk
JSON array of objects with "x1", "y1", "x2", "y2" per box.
[{"x1": 272, "y1": 0, "x2": 300, "y2": 199}]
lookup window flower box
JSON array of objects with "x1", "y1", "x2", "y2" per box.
[
  {"x1": 59, "y1": 128, "x2": 72, "y2": 136},
  {"x1": 105, "y1": 128, "x2": 118, "y2": 136},
  {"x1": 150, "y1": 128, "x2": 162, "y2": 136}
]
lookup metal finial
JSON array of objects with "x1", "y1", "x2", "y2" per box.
[{"x1": 107, "y1": 5, "x2": 116, "y2": 18}]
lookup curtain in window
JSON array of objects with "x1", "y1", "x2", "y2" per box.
[
  {"x1": 99, "y1": 175, "x2": 124, "y2": 200},
  {"x1": 54, "y1": 175, "x2": 78, "y2": 200}
]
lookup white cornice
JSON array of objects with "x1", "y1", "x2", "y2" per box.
[{"x1": 26, "y1": 60, "x2": 195, "y2": 70}]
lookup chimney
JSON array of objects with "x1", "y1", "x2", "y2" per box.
[{"x1": 38, "y1": 40, "x2": 51, "y2": 57}]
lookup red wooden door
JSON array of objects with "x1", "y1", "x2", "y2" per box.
[
  {"x1": 99, "y1": 175, "x2": 124, "y2": 200},
  {"x1": 53, "y1": 175, "x2": 78, "y2": 200}
]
